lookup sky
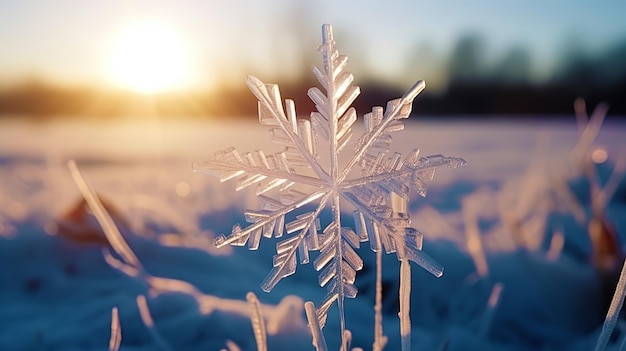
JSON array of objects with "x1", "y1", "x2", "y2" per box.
[{"x1": 1, "y1": 0, "x2": 625, "y2": 92}]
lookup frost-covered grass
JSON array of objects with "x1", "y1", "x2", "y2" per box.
[{"x1": 1, "y1": 112, "x2": 625, "y2": 350}]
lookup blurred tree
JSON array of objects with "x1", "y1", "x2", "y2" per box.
[
  {"x1": 403, "y1": 42, "x2": 447, "y2": 93},
  {"x1": 448, "y1": 33, "x2": 487, "y2": 84},
  {"x1": 595, "y1": 40, "x2": 626, "y2": 89},
  {"x1": 552, "y1": 34, "x2": 594, "y2": 94},
  {"x1": 275, "y1": 1, "x2": 319, "y2": 83},
  {"x1": 492, "y1": 46, "x2": 532, "y2": 85}
]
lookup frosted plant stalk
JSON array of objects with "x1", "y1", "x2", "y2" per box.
[
  {"x1": 223, "y1": 341, "x2": 242, "y2": 351},
  {"x1": 479, "y1": 283, "x2": 504, "y2": 341},
  {"x1": 247, "y1": 292, "x2": 268, "y2": 351},
  {"x1": 109, "y1": 307, "x2": 121, "y2": 351},
  {"x1": 306, "y1": 301, "x2": 328, "y2": 351},
  {"x1": 137, "y1": 295, "x2": 174, "y2": 351},
  {"x1": 373, "y1": 250, "x2": 388, "y2": 351},
  {"x1": 595, "y1": 258, "x2": 626, "y2": 351},
  {"x1": 572, "y1": 99, "x2": 609, "y2": 167},
  {"x1": 68, "y1": 160, "x2": 142, "y2": 270},
  {"x1": 399, "y1": 258, "x2": 411, "y2": 351},
  {"x1": 462, "y1": 198, "x2": 488, "y2": 277},
  {"x1": 194, "y1": 24, "x2": 466, "y2": 344}
]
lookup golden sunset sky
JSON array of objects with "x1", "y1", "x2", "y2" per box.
[{"x1": 1, "y1": 0, "x2": 625, "y2": 94}]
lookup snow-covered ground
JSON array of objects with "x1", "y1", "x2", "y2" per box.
[{"x1": 1, "y1": 116, "x2": 625, "y2": 350}]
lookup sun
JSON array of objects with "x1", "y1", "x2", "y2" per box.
[{"x1": 106, "y1": 19, "x2": 193, "y2": 94}]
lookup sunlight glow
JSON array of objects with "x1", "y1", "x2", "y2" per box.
[{"x1": 107, "y1": 19, "x2": 193, "y2": 94}]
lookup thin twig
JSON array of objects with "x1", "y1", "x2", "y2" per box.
[
  {"x1": 109, "y1": 307, "x2": 121, "y2": 351},
  {"x1": 247, "y1": 292, "x2": 268, "y2": 351},
  {"x1": 305, "y1": 301, "x2": 328, "y2": 351},
  {"x1": 137, "y1": 295, "x2": 174, "y2": 351},
  {"x1": 373, "y1": 249, "x2": 388, "y2": 351},
  {"x1": 67, "y1": 160, "x2": 142, "y2": 270},
  {"x1": 399, "y1": 258, "x2": 411, "y2": 351},
  {"x1": 594, "y1": 258, "x2": 626, "y2": 351}
]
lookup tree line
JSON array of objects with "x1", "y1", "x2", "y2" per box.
[{"x1": 1, "y1": 34, "x2": 625, "y2": 118}]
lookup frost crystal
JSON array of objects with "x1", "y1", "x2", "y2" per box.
[{"x1": 194, "y1": 24, "x2": 466, "y2": 330}]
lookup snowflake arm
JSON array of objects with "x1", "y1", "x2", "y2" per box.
[
  {"x1": 339, "y1": 80, "x2": 425, "y2": 183},
  {"x1": 193, "y1": 148, "x2": 323, "y2": 189},
  {"x1": 213, "y1": 188, "x2": 327, "y2": 249},
  {"x1": 261, "y1": 191, "x2": 331, "y2": 292},
  {"x1": 341, "y1": 152, "x2": 467, "y2": 193},
  {"x1": 247, "y1": 76, "x2": 329, "y2": 182}
]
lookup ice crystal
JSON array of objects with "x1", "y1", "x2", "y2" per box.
[{"x1": 194, "y1": 24, "x2": 466, "y2": 331}]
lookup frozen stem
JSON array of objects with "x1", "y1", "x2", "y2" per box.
[
  {"x1": 373, "y1": 249, "x2": 388, "y2": 351},
  {"x1": 342, "y1": 329, "x2": 353, "y2": 351},
  {"x1": 247, "y1": 292, "x2": 268, "y2": 351},
  {"x1": 67, "y1": 160, "x2": 142, "y2": 270},
  {"x1": 109, "y1": 307, "x2": 121, "y2": 351},
  {"x1": 479, "y1": 283, "x2": 504, "y2": 339},
  {"x1": 595, "y1": 258, "x2": 626, "y2": 351},
  {"x1": 137, "y1": 295, "x2": 174, "y2": 351},
  {"x1": 462, "y1": 198, "x2": 488, "y2": 277},
  {"x1": 400, "y1": 258, "x2": 411, "y2": 351},
  {"x1": 305, "y1": 301, "x2": 328, "y2": 351}
]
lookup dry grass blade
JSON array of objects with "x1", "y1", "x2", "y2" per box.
[
  {"x1": 305, "y1": 301, "x2": 328, "y2": 351},
  {"x1": 595, "y1": 258, "x2": 626, "y2": 351},
  {"x1": 399, "y1": 258, "x2": 411, "y2": 351},
  {"x1": 571, "y1": 101, "x2": 609, "y2": 166},
  {"x1": 373, "y1": 250, "x2": 388, "y2": 351},
  {"x1": 137, "y1": 295, "x2": 174, "y2": 351},
  {"x1": 463, "y1": 198, "x2": 489, "y2": 277},
  {"x1": 480, "y1": 283, "x2": 504, "y2": 339},
  {"x1": 109, "y1": 307, "x2": 121, "y2": 351},
  {"x1": 67, "y1": 160, "x2": 142, "y2": 270},
  {"x1": 595, "y1": 156, "x2": 626, "y2": 212},
  {"x1": 246, "y1": 292, "x2": 268, "y2": 351}
]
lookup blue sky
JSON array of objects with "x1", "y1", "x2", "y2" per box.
[{"x1": 1, "y1": 0, "x2": 625, "y2": 90}]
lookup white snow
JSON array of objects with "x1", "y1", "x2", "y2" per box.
[{"x1": 0, "y1": 116, "x2": 625, "y2": 350}]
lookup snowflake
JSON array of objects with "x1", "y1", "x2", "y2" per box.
[{"x1": 194, "y1": 24, "x2": 466, "y2": 330}]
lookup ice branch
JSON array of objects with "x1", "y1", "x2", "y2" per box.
[
  {"x1": 214, "y1": 189, "x2": 328, "y2": 248},
  {"x1": 247, "y1": 76, "x2": 330, "y2": 183},
  {"x1": 339, "y1": 80, "x2": 426, "y2": 184}
]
